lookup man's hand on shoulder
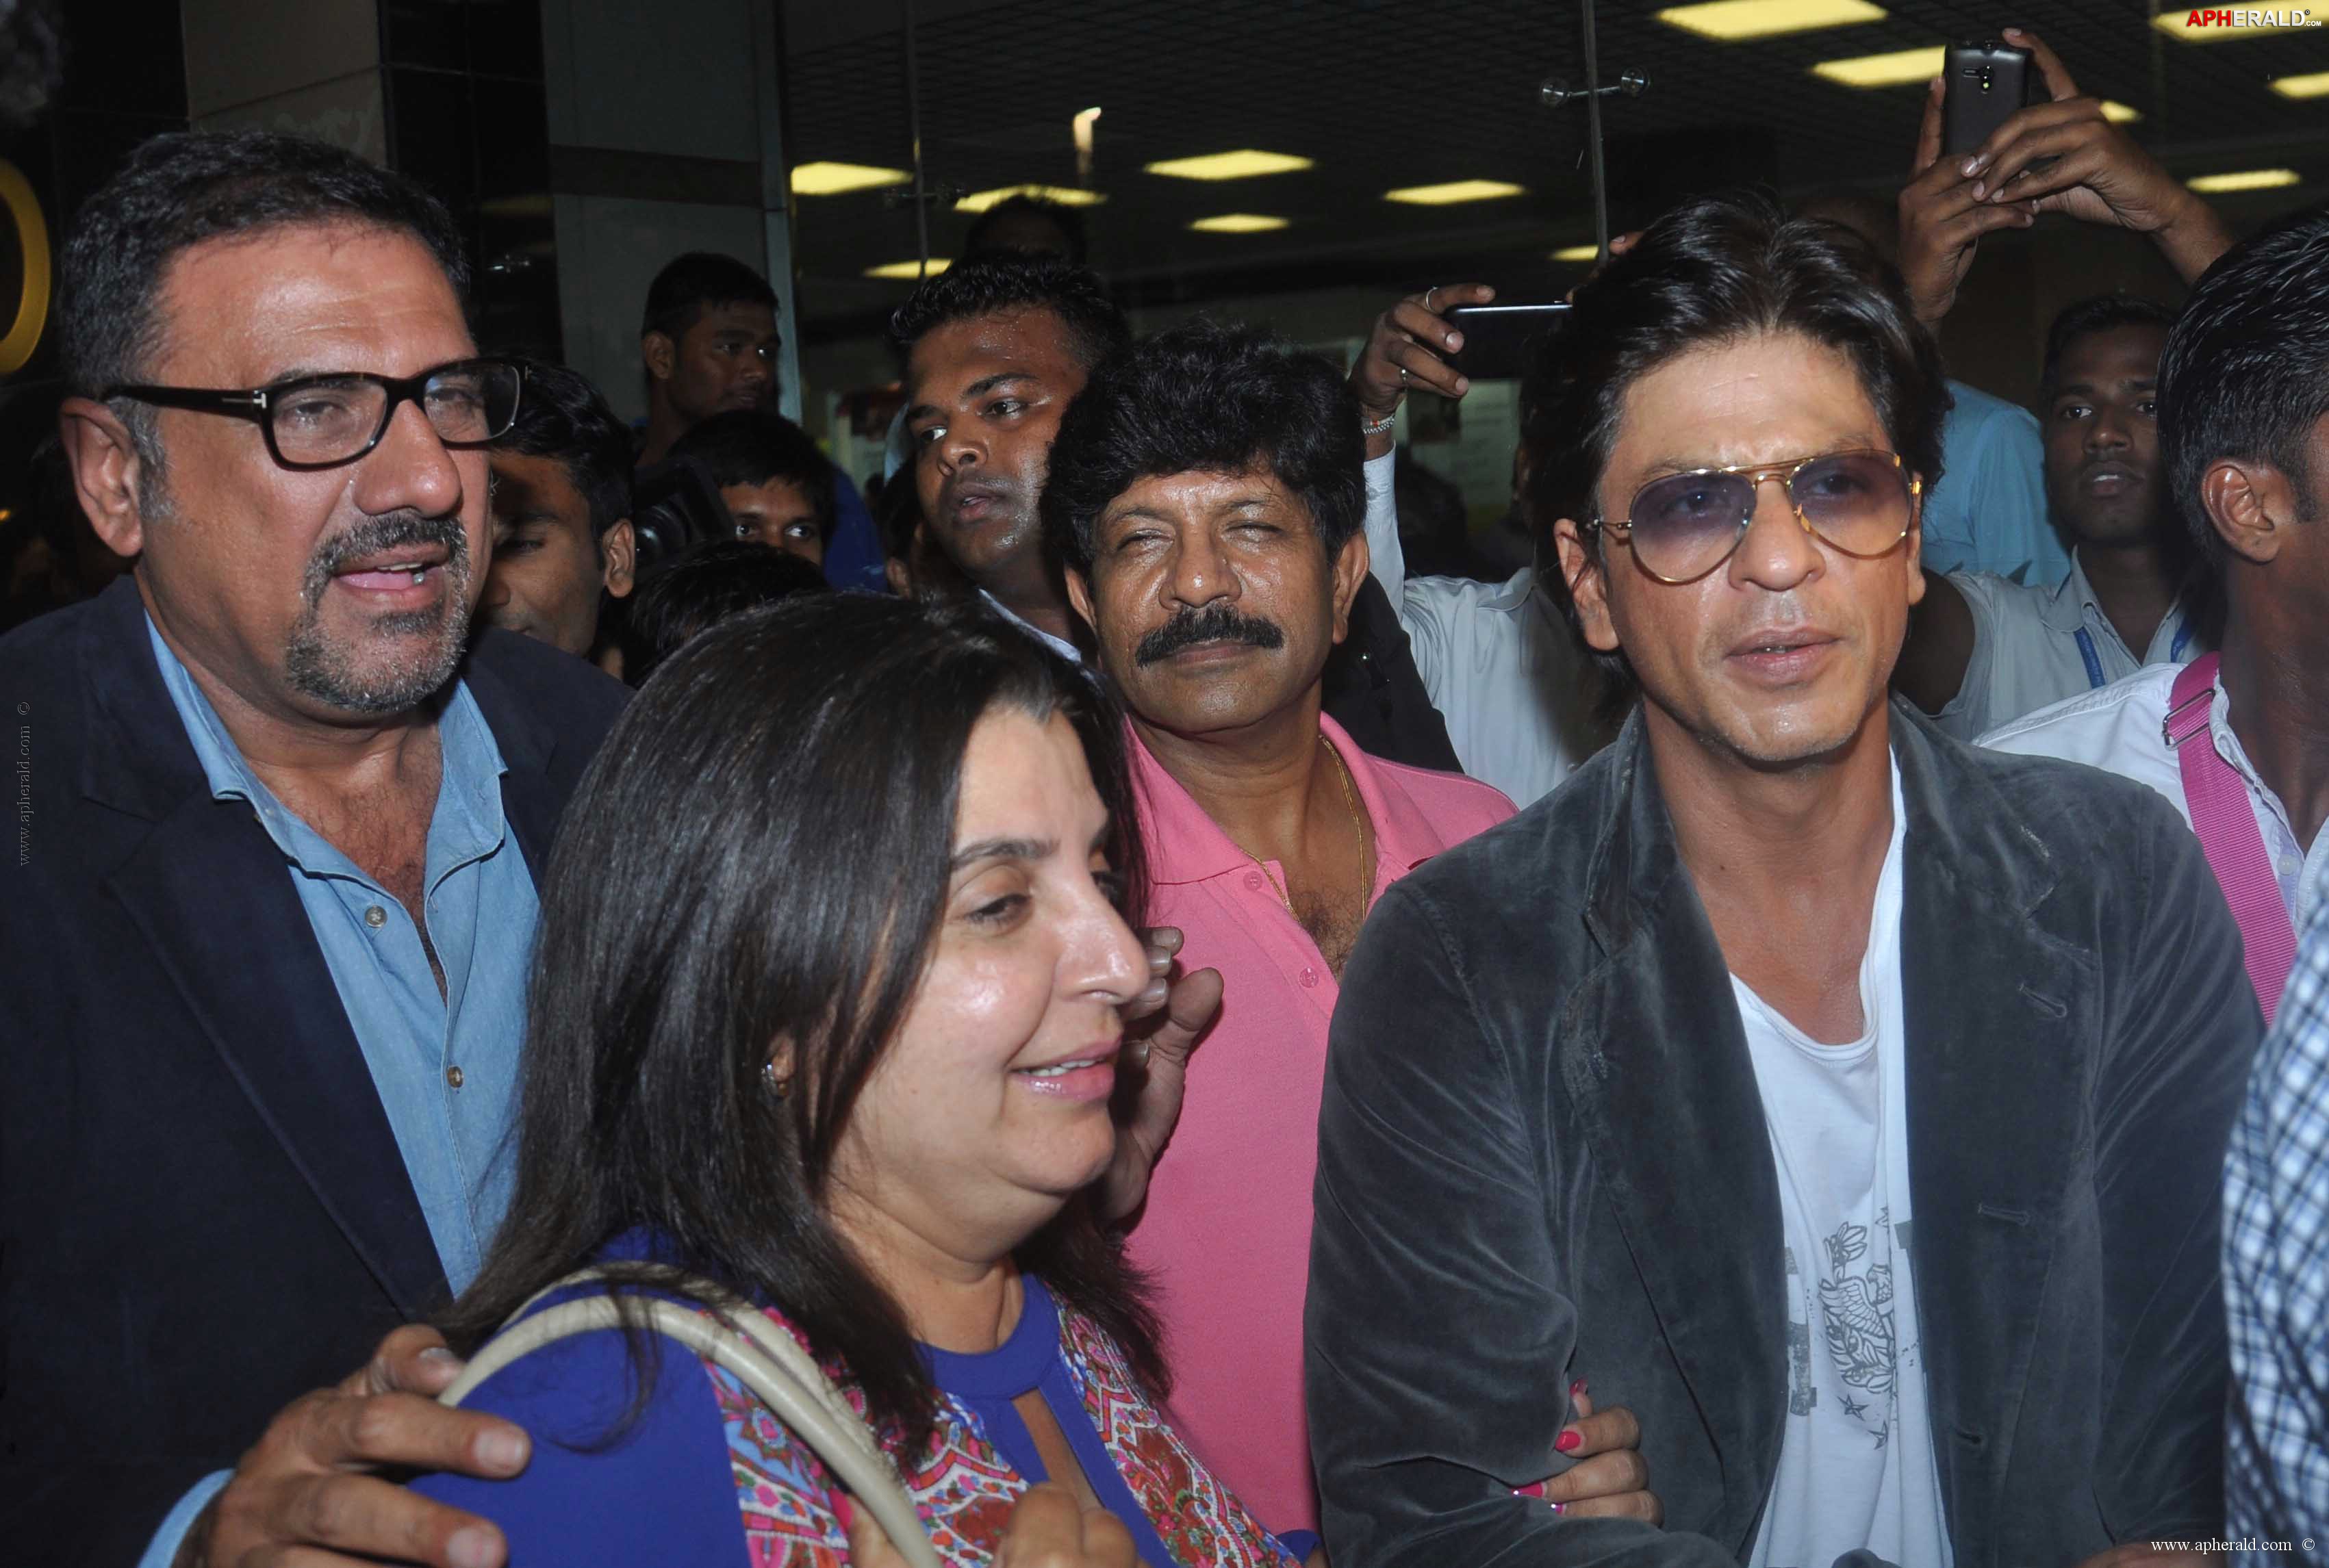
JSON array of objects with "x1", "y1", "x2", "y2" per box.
[{"x1": 179, "y1": 1325, "x2": 528, "y2": 1568}]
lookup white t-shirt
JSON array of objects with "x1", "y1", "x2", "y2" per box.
[{"x1": 1738, "y1": 765, "x2": 1952, "y2": 1568}]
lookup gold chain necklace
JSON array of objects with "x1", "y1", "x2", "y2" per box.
[{"x1": 1243, "y1": 732, "x2": 1371, "y2": 912}]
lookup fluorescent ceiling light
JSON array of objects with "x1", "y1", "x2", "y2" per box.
[
  {"x1": 865, "y1": 258, "x2": 952, "y2": 279},
  {"x1": 2272, "y1": 71, "x2": 2329, "y2": 99},
  {"x1": 954, "y1": 184, "x2": 1107, "y2": 212},
  {"x1": 1145, "y1": 149, "x2": 1314, "y2": 180},
  {"x1": 2152, "y1": 12, "x2": 2315, "y2": 40},
  {"x1": 1384, "y1": 179, "x2": 1526, "y2": 206},
  {"x1": 1811, "y1": 45, "x2": 1944, "y2": 87},
  {"x1": 1552, "y1": 244, "x2": 1600, "y2": 261},
  {"x1": 2100, "y1": 100, "x2": 2142, "y2": 123},
  {"x1": 791, "y1": 161, "x2": 911, "y2": 196},
  {"x1": 1190, "y1": 213, "x2": 1289, "y2": 233},
  {"x1": 1656, "y1": 1, "x2": 1883, "y2": 41},
  {"x1": 2187, "y1": 168, "x2": 2302, "y2": 193}
]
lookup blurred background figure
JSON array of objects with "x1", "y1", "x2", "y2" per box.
[
  {"x1": 621, "y1": 537, "x2": 828, "y2": 684},
  {"x1": 665, "y1": 407, "x2": 837, "y2": 571},
  {"x1": 479, "y1": 359, "x2": 637, "y2": 665}
]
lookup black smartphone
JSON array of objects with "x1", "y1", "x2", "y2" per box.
[
  {"x1": 1943, "y1": 40, "x2": 2037, "y2": 159},
  {"x1": 1445, "y1": 303, "x2": 1573, "y2": 382}
]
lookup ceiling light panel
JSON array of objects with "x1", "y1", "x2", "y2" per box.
[
  {"x1": 1145, "y1": 149, "x2": 1314, "y2": 181},
  {"x1": 1190, "y1": 213, "x2": 1290, "y2": 233},
  {"x1": 865, "y1": 259, "x2": 953, "y2": 279},
  {"x1": 1383, "y1": 179, "x2": 1526, "y2": 205},
  {"x1": 791, "y1": 162, "x2": 911, "y2": 196},
  {"x1": 1552, "y1": 244, "x2": 1600, "y2": 261},
  {"x1": 1656, "y1": 1, "x2": 1885, "y2": 42},
  {"x1": 954, "y1": 184, "x2": 1107, "y2": 212},
  {"x1": 1811, "y1": 45, "x2": 1944, "y2": 87},
  {"x1": 2271, "y1": 72, "x2": 2329, "y2": 99},
  {"x1": 2186, "y1": 168, "x2": 2302, "y2": 193}
]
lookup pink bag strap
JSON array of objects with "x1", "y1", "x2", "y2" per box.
[{"x1": 2165, "y1": 654, "x2": 2298, "y2": 1020}]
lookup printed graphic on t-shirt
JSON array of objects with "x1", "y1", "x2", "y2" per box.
[{"x1": 1784, "y1": 1209, "x2": 1918, "y2": 1447}]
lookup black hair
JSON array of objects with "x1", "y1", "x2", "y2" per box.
[
  {"x1": 58, "y1": 130, "x2": 468, "y2": 465},
  {"x1": 1520, "y1": 188, "x2": 1948, "y2": 689},
  {"x1": 888, "y1": 255, "x2": 1129, "y2": 374},
  {"x1": 496, "y1": 359, "x2": 635, "y2": 545},
  {"x1": 2038, "y1": 294, "x2": 2179, "y2": 405},
  {"x1": 666, "y1": 410, "x2": 837, "y2": 542},
  {"x1": 874, "y1": 463, "x2": 924, "y2": 563},
  {"x1": 440, "y1": 593, "x2": 1164, "y2": 1456},
  {"x1": 2159, "y1": 205, "x2": 2329, "y2": 565},
  {"x1": 622, "y1": 539, "x2": 828, "y2": 684},
  {"x1": 963, "y1": 193, "x2": 1091, "y2": 267},
  {"x1": 641, "y1": 252, "x2": 778, "y2": 345},
  {"x1": 1042, "y1": 321, "x2": 1364, "y2": 576}
]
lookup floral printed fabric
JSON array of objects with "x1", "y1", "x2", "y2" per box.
[{"x1": 704, "y1": 1298, "x2": 1297, "y2": 1568}]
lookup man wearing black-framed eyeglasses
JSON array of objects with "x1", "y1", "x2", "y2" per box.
[
  {"x1": 0, "y1": 131, "x2": 627, "y2": 1568},
  {"x1": 1308, "y1": 191, "x2": 2255, "y2": 1568}
]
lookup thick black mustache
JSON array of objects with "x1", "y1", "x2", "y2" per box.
[
  {"x1": 1134, "y1": 602, "x2": 1284, "y2": 666},
  {"x1": 303, "y1": 512, "x2": 470, "y2": 602}
]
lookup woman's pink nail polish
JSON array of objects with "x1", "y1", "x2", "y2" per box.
[{"x1": 1555, "y1": 1429, "x2": 1582, "y2": 1454}]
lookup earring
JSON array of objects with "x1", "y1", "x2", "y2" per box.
[{"x1": 762, "y1": 1060, "x2": 790, "y2": 1101}]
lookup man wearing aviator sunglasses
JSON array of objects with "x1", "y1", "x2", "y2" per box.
[
  {"x1": 1308, "y1": 191, "x2": 2254, "y2": 1568},
  {"x1": 0, "y1": 131, "x2": 631, "y2": 1568}
]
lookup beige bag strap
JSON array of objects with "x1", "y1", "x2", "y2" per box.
[{"x1": 440, "y1": 1270, "x2": 943, "y2": 1568}]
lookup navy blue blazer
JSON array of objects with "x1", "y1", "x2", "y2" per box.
[{"x1": 0, "y1": 576, "x2": 628, "y2": 1565}]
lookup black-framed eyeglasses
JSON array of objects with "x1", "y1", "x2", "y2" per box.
[
  {"x1": 1585, "y1": 449, "x2": 1920, "y2": 586},
  {"x1": 103, "y1": 358, "x2": 525, "y2": 472}
]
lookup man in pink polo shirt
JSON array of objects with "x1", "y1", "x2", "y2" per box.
[{"x1": 1044, "y1": 322, "x2": 1538, "y2": 1550}]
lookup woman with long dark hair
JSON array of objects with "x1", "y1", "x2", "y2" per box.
[{"x1": 413, "y1": 593, "x2": 1291, "y2": 1568}]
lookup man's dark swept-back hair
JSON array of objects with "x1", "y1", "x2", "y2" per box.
[
  {"x1": 438, "y1": 593, "x2": 1165, "y2": 1455},
  {"x1": 1042, "y1": 321, "x2": 1365, "y2": 576},
  {"x1": 59, "y1": 130, "x2": 468, "y2": 419},
  {"x1": 888, "y1": 255, "x2": 1128, "y2": 373},
  {"x1": 2159, "y1": 205, "x2": 2329, "y2": 566},
  {"x1": 1521, "y1": 188, "x2": 1948, "y2": 686},
  {"x1": 667, "y1": 409, "x2": 837, "y2": 540},
  {"x1": 641, "y1": 251, "x2": 777, "y2": 344},
  {"x1": 497, "y1": 359, "x2": 635, "y2": 544},
  {"x1": 2039, "y1": 294, "x2": 2179, "y2": 404}
]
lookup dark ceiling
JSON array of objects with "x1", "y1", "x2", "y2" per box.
[{"x1": 778, "y1": 0, "x2": 2329, "y2": 336}]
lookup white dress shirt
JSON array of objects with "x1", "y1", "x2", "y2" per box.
[
  {"x1": 1979, "y1": 663, "x2": 2328, "y2": 934},
  {"x1": 1361, "y1": 453, "x2": 1614, "y2": 806},
  {"x1": 1935, "y1": 549, "x2": 2202, "y2": 741}
]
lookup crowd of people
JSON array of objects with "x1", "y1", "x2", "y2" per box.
[{"x1": 3, "y1": 23, "x2": 2328, "y2": 1568}]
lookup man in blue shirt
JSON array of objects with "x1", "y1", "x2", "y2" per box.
[{"x1": 1, "y1": 131, "x2": 627, "y2": 1568}]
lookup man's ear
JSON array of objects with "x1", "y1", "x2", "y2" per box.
[
  {"x1": 641, "y1": 331, "x2": 676, "y2": 386},
  {"x1": 58, "y1": 398, "x2": 152, "y2": 558},
  {"x1": 1903, "y1": 483, "x2": 1928, "y2": 608},
  {"x1": 601, "y1": 519, "x2": 637, "y2": 598},
  {"x1": 1329, "y1": 528, "x2": 1371, "y2": 647},
  {"x1": 1065, "y1": 565, "x2": 1098, "y2": 633},
  {"x1": 1553, "y1": 517, "x2": 1621, "y2": 653},
  {"x1": 2200, "y1": 456, "x2": 2297, "y2": 567}
]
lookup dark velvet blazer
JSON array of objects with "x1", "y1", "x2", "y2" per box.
[
  {"x1": 0, "y1": 576, "x2": 628, "y2": 1565},
  {"x1": 1307, "y1": 701, "x2": 2258, "y2": 1568}
]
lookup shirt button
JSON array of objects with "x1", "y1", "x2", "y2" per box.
[
  {"x1": 1300, "y1": 966, "x2": 1319, "y2": 988},
  {"x1": 445, "y1": 1065, "x2": 464, "y2": 1089},
  {"x1": 1243, "y1": 871, "x2": 1265, "y2": 892},
  {"x1": 363, "y1": 905, "x2": 387, "y2": 928}
]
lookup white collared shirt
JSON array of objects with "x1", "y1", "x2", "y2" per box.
[
  {"x1": 1979, "y1": 663, "x2": 2328, "y2": 934},
  {"x1": 1935, "y1": 550, "x2": 2202, "y2": 741},
  {"x1": 1362, "y1": 454, "x2": 1615, "y2": 806},
  {"x1": 978, "y1": 588, "x2": 1084, "y2": 665}
]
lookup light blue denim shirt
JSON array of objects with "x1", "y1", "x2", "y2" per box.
[{"x1": 138, "y1": 615, "x2": 540, "y2": 1568}]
